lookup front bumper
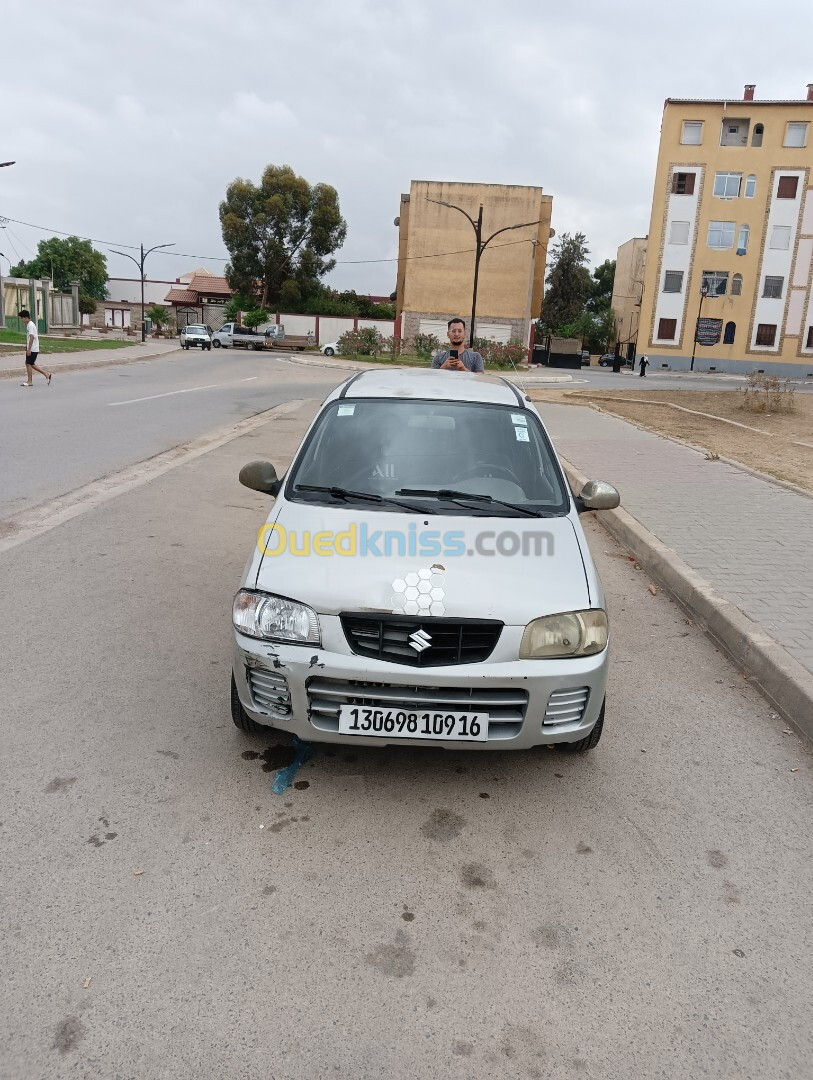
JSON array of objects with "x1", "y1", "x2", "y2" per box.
[{"x1": 232, "y1": 619, "x2": 609, "y2": 750}]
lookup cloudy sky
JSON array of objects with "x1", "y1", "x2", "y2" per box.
[{"x1": 2, "y1": 0, "x2": 812, "y2": 296}]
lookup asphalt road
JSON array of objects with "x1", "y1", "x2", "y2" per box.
[
  {"x1": 1, "y1": 387, "x2": 811, "y2": 1079},
  {"x1": 0, "y1": 349, "x2": 342, "y2": 520}
]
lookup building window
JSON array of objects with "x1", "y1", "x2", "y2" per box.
[
  {"x1": 744, "y1": 175, "x2": 757, "y2": 198},
  {"x1": 720, "y1": 119, "x2": 750, "y2": 146},
  {"x1": 777, "y1": 175, "x2": 799, "y2": 199},
  {"x1": 672, "y1": 172, "x2": 696, "y2": 195},
  {"x1": 731, "y1": 274, "x2": 743, "y2": 296},
  {"x1": 724, "y1": 321, "x2": 736, "y2": 344},
  {"x1": 769, "y1": 225, "x2": 792, "y2": 249},
  {"x1": 751, "y1": 123, "x2": 764, "y2": 147},
  {"x1": 762, "y1": 276, "x2": 784, "y2": 299},
  {"x1": 713, "y1": 172, "x2": 742, "y2": 198},
  {"x1": 681, "y1": 121, "x2": 703, "y2": 145},
  {"x1": 806, "y1": 326, "x2": 813, "y2": 349},
  {"x1": 702, "y1": 270, "x2": 729, "y2": 296},
  {"x1": 707, "y1": 221, "x2": 736, "y2": 249},
  {"x1": 737, "y1": 224, "x2": 750, "y2": 254},
  {"x1": 755, "y1": 324, "x2": 777, "y2": 346},
  {"x1": 669, "y1": 220, "x2": 690, "y2": 244},
  {"x1": 663, "y1": 271, "x2": 684, "y2": 293},
  {"x1": 784, "y1": 122, "x2": 809, "y2": 148},
  {"x1": 657, "y1": 318, "x2": 677, "y2": 340}
]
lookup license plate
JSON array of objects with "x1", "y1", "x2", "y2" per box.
[{"x1": 338, "y1": 705, "x2": 488, "y2": 742}]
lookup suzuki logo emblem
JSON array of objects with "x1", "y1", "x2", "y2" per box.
[{"x1": 409, "y1": 629, "x2": 432, "y2": 653}]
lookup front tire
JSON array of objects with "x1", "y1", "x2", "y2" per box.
[
  {"x1": 231, "y1": 673, "x2": 267, "y2": 736},
  {"x1": 323, "y1": 347, "x2": 335, "y2": 356},
  {"x1": 558, "y1": 698, "x2": 605, "y2": 752},
  {"x1": 212, "y1": 339, "x2": 221, "y2": 348}
]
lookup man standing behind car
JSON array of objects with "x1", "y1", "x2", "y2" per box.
[{"x1": 431, "y1": 317, "x2": 484, "y2": 372}]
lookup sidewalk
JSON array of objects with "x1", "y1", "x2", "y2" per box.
[
  {"x1": 535, "y1": 401, "x2": 813, "y2": 731},
  {"x1": 0, "y1": 339, "x2": 181, "y2": 379}
]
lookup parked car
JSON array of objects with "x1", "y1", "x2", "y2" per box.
[
  {"x1": 581, "y1": 350, "x2": 591, "y2": 366},
  {"x1": 230, "y1": 369, "x2": 620, "y2": 752},
  {"x1": 264, "y1": 325, "x2": 315, "y2": 351},
  {"x1": 320, "y1": 341, "x2": 341, "y2": 357},
  {"x1": 180, "y1": 324, "x2": 212, "y2": 351},
  {"x1": 211, "y1": 322, "x2": 265, "y2": 350},
  {"x1": 598, "y1": 353, "x2": 617, "y2": 367}
]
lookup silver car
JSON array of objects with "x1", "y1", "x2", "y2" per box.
[
  {"x1": 180, "y1": 324, "x2": 212, "y2": 351},
  {"x1": 231, "y1": 370, "x2": 619, "y2": 752}
]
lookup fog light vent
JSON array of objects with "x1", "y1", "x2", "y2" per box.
[
  {"x1": 544, "y1": 687, "x2": 589, "y2": 726},
  {"x1": 248, "y1": 668, "x2": 292, "y2": 717}
]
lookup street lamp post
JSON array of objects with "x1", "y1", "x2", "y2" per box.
[
  {"x1": 426, "y1": 198, "x2": 546, "y2": 346},
  {"x1": 690, "y1": 281, "x2": 710, "y2": 372},
  {"x1": 108, "y1": 242, "x2": 175, "y2": 342}
]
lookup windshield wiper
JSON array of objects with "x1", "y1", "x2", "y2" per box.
[
  {"x1": 396, "y1": 488, "x2": 550, "y2": 518},
  {"x1": 294, "y1": 484, "x2": 437, "y2": 514}
]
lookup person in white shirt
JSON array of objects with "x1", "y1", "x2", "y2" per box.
[{"x1": 19, "y1": 308, "x2": 52, "y2": 387}]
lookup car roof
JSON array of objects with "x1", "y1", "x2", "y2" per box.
[{"x1": 325, "y1": 368, "x2": 526, "y2": 407}]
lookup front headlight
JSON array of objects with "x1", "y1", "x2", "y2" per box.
[
  {"x1": 233, "y1": 590, "x2": 321, "y2": 645},
  {"x1": 520, "y1": 609, "x2": 608, "y2": 659}
]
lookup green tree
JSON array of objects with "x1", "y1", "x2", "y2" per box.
[
  {"x1": 11, "y1": 236, "x2": 108, "y2": 315},
  {"x1": 538, "y1": 232, "x2": 592, "y2": 334},
  {"x1": 146, "y1": 305, "x2": 170, "y2": 333},
  {"x1": 219, "y1": 164, "x2": 347, "y2": 308},
  {"x1": 587, "y1": 259, "x2": 616, "y2": 313}
]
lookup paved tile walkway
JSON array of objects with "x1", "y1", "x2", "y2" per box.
[{"x1": 536, "y1": 401, "x2": 813, "y2": 677}]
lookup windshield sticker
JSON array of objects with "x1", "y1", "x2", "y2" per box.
[
  {"x1": 515, "y1": 427, "x2": 530, "y2": 442},
  {"x1": 511, "y1": 413, "x2": 528, "y2": 425},
  {"x1": 337, "y1": 404, "x2": 355, "y2": 416}
]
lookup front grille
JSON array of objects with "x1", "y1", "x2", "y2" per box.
[
  {"x1": 544, "y1": 687, "x2": 589, "y2": 726},
  {"x1": 307, "y1": 677, "x2": 528, "y2": 741},
  {"x1": 340, "y1": 613, "x2": 503, "y2": 667},
  {"x1": 247, "y1": 667, "x2": 292, "y2": 718}
]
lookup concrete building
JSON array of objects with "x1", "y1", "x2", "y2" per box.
[
  {"x1": 395, "y1": 180, "x2": 553, "y2": 349},
  {"x1": 612, "y1": 237, "x2": 647, "y2": 348},
  {"x1": 638, "y1": 84, "x2": 813, "y2": 374}
]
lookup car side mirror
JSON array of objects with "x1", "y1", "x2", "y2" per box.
[
  {"x1": 239, "y1": 460, "x2": 283, "y2": 496},
  {"x1": 575, "y1": 479, "x2": 620, "y2": 513}
]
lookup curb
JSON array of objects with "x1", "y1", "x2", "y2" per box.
[
  {"x1": 560, "y1": 456, "x2": 813, "y2": 743},
  {"x1": 282, "y1": 354, "x2": 574, "y2": 382},
  {"x1": 0, "y1": 346, "x2": 182, "y2": 380}
]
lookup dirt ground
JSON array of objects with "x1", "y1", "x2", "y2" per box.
[{"x1": 529, "y1": 387, "x2": 813, "y2": 493}]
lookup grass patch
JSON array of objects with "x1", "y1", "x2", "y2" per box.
[{"x1": 0, "y1": 330, "x2": 132, "y2": 353}]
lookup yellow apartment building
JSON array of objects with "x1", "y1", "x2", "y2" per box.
[
  {"x1": 612, "y1": 236, "x2": 648, "y2": 348},
  {"x1": 395, "y1": 180, "x2": 553, "y2": 348},
  {"x1": 638, "y1": 84, "x2": 813, "y2": 375}
]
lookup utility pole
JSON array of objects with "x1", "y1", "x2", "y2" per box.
[
  {"x1": 109, "y1": 242, "x2": 175, "y2": 341},
  {"x1": 427, "y1": 198, "x2": 546, "y2": 346}
]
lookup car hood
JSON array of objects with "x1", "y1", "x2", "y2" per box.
[{"x1": 253, "y1": 502, "x2": 591, "y2": 624}]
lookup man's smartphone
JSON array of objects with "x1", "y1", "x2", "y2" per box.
[{"x1": 449, "y1": 349, "x2": 459, "y2": 359}]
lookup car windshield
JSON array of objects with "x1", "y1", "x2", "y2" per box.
[
  {"x1": 287, "y1": 398, "x2": 570, "y2": 516},
  {"x1": 186, "y1": 326, "x2": 207, "y2": 334}
]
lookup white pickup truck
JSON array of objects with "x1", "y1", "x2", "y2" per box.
[{"x1": 211, "y1": 323, "x2": 266, "y2": 350}]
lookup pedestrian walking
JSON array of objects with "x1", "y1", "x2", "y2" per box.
[
  {"x1": 19, "y1": 309, "x2": 52, "y2": 387},
  {"x1": 638, "y1": 353, "x2": 649, "y2": 378}
]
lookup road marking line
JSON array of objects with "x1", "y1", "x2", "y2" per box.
[
  {"x1": 109, "y1": 383, "x2": 222, "y2": 406},
  {"x1": 242, "y1": 377, "x2": 259, "y2": 382},
  {"x1": 0, "y1": 399, "x2": 312, "y2": 555}
]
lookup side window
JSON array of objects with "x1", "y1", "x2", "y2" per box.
[
  {"x1": 751, "y1": 123, "x2": 764, "y2": 147},
  {"x1": 671, "y1": 172, "x2": 696, "y2": 195},
  {"x1": 657, "y1": 318, "x2": 677, "y2": 340},
  {"x1": 744, "y1": 175, "x2": 757, "y2": 198},
  {"x1": 731, "y1": 274, "x2": 743, "y2": 296},
  {"x1": 777, "y1": 176, "x2": 799, "y2": 199},
  {"x1": 737, "y1": 224, "x2": 750, "y2": 254},
  {"x1": 724, "y1": 321, "x2": 736, "y2": 345}
]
